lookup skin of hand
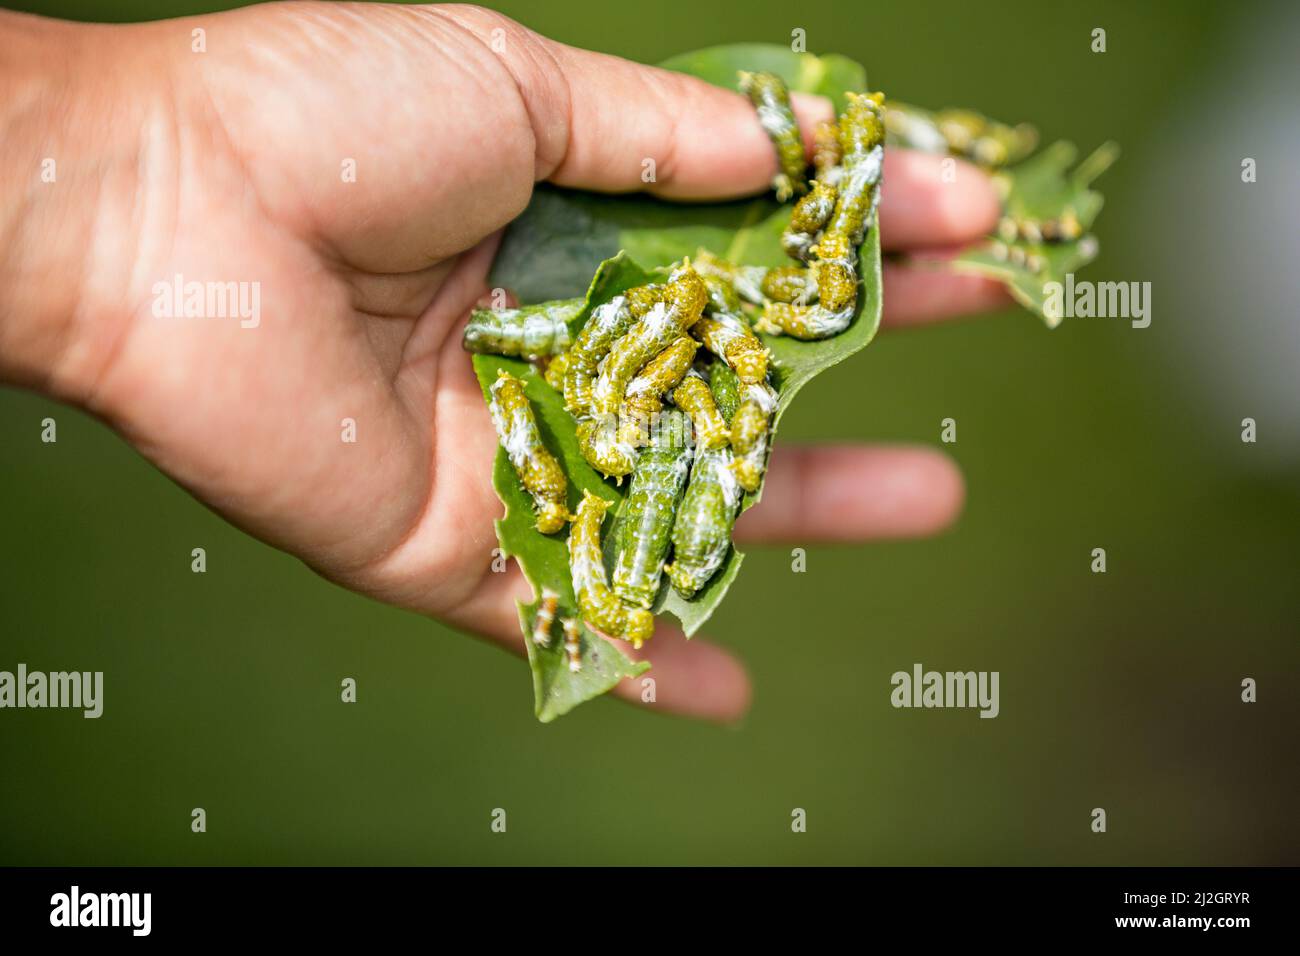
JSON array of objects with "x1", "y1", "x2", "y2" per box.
[{"x1": 0, "y1": 2, "x2": 1009, "y2": 722}]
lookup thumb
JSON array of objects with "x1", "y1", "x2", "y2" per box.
[{"x1": 438, "y1": 6, "x2": 835, "y2": 199}]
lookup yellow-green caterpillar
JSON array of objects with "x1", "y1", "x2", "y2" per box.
[
  {"x1": 756, "y1": 300, "x2": 854, "y2": 340},
  {"x1": 488, "y1": 370, "x2": 571, "y2": 534},
  {"x1": 839, "y1": 91, "x2": 887, "y2": 167},
  {"x1": 782, "y1": 179, "x2": 839, "y2": 262},
  {"x1": 543, "y1": 349, "x2": 569, "y2": 391},
  {"x1": 997, "y1": 209, "x2": 1083, "y2": 244},
  {"x1": 760, "y1": 265, "x2": 818, "y2": 304},
  {"x1": 612, "y1": 410, "x2": 693, "y2": 609},
  {"x1": 814, "y1": 121, "x2": 843, "y2": 184},
  {"x1": 463, "y1": 299, "x2": 583, "y2": 359},
  {"x1": 621, "y1": 334, "x2": 698, "y2": 446},
  {"x1": 672, "y1": 370, "x2": 729, "y2": 450},
  {"x1": 809, "y1": 233, "x2": 858, "y2": 312},
  {"x1": 569, "y1": 490, "x2": 654, "y2": 647},
  {"x1": 694, "y1": 249, "x2": 769, "y2": 306},
  {"x1": 563, "y1": 295, "x2": 634, "y2": 415},
  {"x1": 729, "y1": 381, "x2": 777, "y2": 492},
  {"x1": 739, "y1": 70, "x2": 808, "y2": 202},
  {"x1": 591, "y1": 267, "x2": 707, "y2": 419},
  {"x1": 577, "y1": 414, "x2": 637, "y2": 480},
  {"x1": 691, "y1": 312, "x2": 770, "y2": 385}
]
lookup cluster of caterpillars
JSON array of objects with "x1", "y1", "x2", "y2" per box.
[
  {"x1": 883, "y1": 101, "x2": 1038, "y2": 170},
  {"x1": 464, "y1": 72, "x2": 884, "y2": 663}
]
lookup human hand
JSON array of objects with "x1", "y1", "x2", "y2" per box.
[{"x1": 0, "y1": 2, "x2": 1009, "y2": 721}]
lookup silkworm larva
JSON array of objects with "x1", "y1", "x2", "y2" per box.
[
  {"x1": 730, "y1": 382, "x2": 777, "y2": 493},
  {"x1": 694, "y1": 249, "x2": 768, "y2": 306},
  {"x1": 664, "y1": 446, "x2": 742, "y2": 599},
  {"x1": 543, "y1": 349, "x2": 569, "y2": 391},
  {"x1": 825, "y1": 147, "x2": 883, "y2": 247},
  {"x1": 760, "y1": 265, "x2": 818, "y2": 304},
  {"x1": 577, "y1": 414, "x2": 637, "y2": 480},
  {"x1": 625, "y1": 282, "x2": 666, "y2": 319},
  {"x1": 532, "y1": 588, "x2": 559, "y2": 647},
  {"x1": 997, "y1": 208, "x2": 1082, "y2": 244},
  {"x1": 563, "y1": 295, "x2": 634, "y2": 415},
  {"x1": 838, "y1": 91, "x2": 887, "y2": 167},
  {"x1": 781, "y1": 179, "x2": 839, "y2": 262},
  {"x1": 591, "y1": 267, "x2": 706, "y2": 419},
  {"x1": 701, "y1": 272, "x2": 743, "y2": 315},
  {"x1": 462, "y1": 299, "x2": 583, "y2": 359},
  {"x1": 730, "y1": 381, "x2": 777, "y2": 454},
  {"x1": 756, "y1": 301, "x2": 855, "y2": 340},
  {"x1": 488, "y1": 370, "x2": 571, "y2": 534},
  {"x1": 739, "y1": 70, "x2": 807, "y2": 202},
  {"x1": 569, "y1": 490, "x2": 654, "y2": 647},
  {"x1": 809, "y1": 233, "x2": 858, "y2": 313},
  {"x1": 561, "y1": 617, "x2": 582, "y2": 672},
  {"x1": 884, "y1": 103, "x2": 1036, "y2": 170},
  {"x1": 708, "y1": 359, "x2": 743, "y2": 425},
  {"x1": 691, "y1": 312, "x2": 770, "y2": 385},
  {"x1": 611, "y1": 410, "x2": 693, "y2": 609},
  {"x1": 814, "y1": 121, "x2": 843, "y2": 184},
  {"x1": 934, "y1": 108, "x2": 1037, "y2": 169},
  {"x1": 622, "y1": 335, "x2": 698, "y2": 446},
  {"x1": 672, "y1": 370, "x2": 729, "y2": 450}
]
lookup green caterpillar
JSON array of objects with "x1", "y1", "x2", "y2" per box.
[
  {"x1": 563, "y1": 295, "x2": 634, "y2": 415},
  {"x1": 463, "y1": 299, "x2": 583, "y2": 359},
  {"x1": 729, "y1": 381, "x2": 777, "y2": 493},
  {"x1": 708, "y1": 360, "x2": 743, "y2": 425},
  {"x1": 665, "y1": 446, "x2": 742, "y2": 599},
  {"x1": 611, "y1": 410, "x2": 693, "y2": 609},
  {"x1": 672, "y1": 370, "x2": 729, "y2": 450},
  {"x1": 569, "y1": 490, "x2": 654, "y2": 647},
  {"x1": 488, "y1": 370, "x2": 571, "y2": 534},
  {"x1": 739, "y1": 70, "x2": 807, "y2": 202}
]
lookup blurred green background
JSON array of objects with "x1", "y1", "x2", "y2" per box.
[{"x1": 2, "y1": 0, "x2": 1296, "y2": 865}]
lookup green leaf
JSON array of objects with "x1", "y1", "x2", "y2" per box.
[
  {"x1": 482, "y1": 44, "x2": 883, "y2": 720},
  {"x1": 949, "y1": 140, "x2": 1120, "y2": 326}
]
